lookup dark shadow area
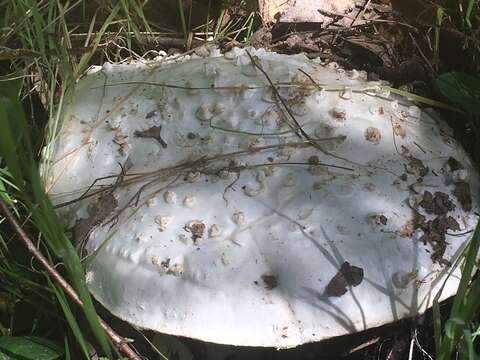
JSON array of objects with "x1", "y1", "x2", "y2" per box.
[{"x1": 95, "y1": 296, "x2": 453, "y2": 360}]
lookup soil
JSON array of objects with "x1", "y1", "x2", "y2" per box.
[
  {"x1": 324, "y1": 262, "x2": 364, "y2": 298},
  {"x1": 185, "y1": 220, "x2": 206, "y2": 243},
  {"x1": 261, "y1": 274, "x2": 279, "y2": 290},
  {"x1": 134, "y1": 125, "x2": 169, "y2": 148}
]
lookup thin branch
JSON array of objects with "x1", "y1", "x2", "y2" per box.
[
  {"x1": 53, "y1": 138, "x2": 346, "y2": 209},
  {"x1": 97, "y1": 81, "x2": 268, "y2": 91},
  {"x1": 246, "y1": 51, "x2": 357, "y2": 167},
  {"x1": 0, "y1": 198, "x2": 141, "y2": 360},
  {"x1": 222, "y1": 160, "x2": 353, "y2": 172},
  {"x1": 349, "y1": 0, "x2": 371, "y2": 27},
  {"x1": 245, "y1": 50, "x2": 313, "y2": 143},
  {"x1": 246, "y1": 50, "x2": 361, "y2": 167}
]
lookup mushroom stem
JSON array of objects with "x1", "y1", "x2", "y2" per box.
[{"x1": 0, "y1": 198, "x2": 141, "y2": 360}]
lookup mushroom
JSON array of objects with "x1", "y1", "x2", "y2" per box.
[{"x1": 45, "y1": 47, "x2": 479, "y2": 348}]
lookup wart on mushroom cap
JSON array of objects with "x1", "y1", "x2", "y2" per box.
[{"x1": 45, "y1": 46, "x2": 479, "y2": 348}]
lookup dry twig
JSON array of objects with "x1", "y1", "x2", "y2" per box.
[{"x1": 0, "y1": 198, "x2": 141, "y2": 360}]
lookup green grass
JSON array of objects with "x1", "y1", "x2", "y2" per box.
[
  {"x1": 430, "y1": 5, "x2": 480, "y2": 354},
  {"x1": 433, "y1": 224, "x2": 480, "y2": 359},
  {"x1": 0, "y1": 74, "x2": 111, "y2": 358},
  {"x1": 0, "y1": 1, "x2": 157, "y2": 358},
  {"x1": 430, "y1": 3, "x2": 480, "y2": 353},
  {"x1": 433, "y1": 0, "x2": 479, "y2": 73},
  {"x1": 176, "y1": 0, "x2": 258, "y2": 46}
]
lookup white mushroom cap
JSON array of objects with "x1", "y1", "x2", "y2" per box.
[{"x1": 45, "y1": 47, "x2": 479, "y2": 348}]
